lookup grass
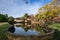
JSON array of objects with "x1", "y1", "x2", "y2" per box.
[
  {"x1": 49, "y1": 23, "x2": 60, "y2": 30},
  {"x1": 48, "y1": 23, "x2": 60, "y2": 40},
  {"x1": 0, "y1": 24, "x2": 9, "y2": 40}
]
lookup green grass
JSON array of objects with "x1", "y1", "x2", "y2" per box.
[
  {"x1": 48, "y1": 23, "x2": 60, "y2": 40},
  {"x1": 0, "y1": 24, "x2": 9, "y2": 40},
  {"x1": 49, "y1": 23, "x2": 60, "y2": 30}
]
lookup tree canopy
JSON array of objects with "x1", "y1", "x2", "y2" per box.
[
  {"x1": 0, "y1": 14, "x2": 8, "y2": 22},
  {"x1": 35, "y1": 3, "x2": 60, "y2": 21}
]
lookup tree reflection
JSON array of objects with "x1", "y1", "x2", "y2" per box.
[{"x1": 24, "y1": 27, "x2": 29, "y2": 32}]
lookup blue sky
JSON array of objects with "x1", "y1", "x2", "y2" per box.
[{"x1": 0, "y1": 0, "x2": 52, "y2": 18}]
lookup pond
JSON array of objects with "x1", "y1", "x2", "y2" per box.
[
  {"x1": 14, "y1": 26, "x2": 40, "y2": 36},
  {"x1": 8, "y1": 23, "x2": 41, "y2": 36},
  {"x1": 6, "y1": 23, "x2": 54, "y2": 40}
]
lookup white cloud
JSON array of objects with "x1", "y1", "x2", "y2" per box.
[{"x1": 0, "y1": 0, "x2": 52, "y2": 18}]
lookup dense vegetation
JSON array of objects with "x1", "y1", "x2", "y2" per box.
[
  {"x1": 0, "y1": 14, "x2": 14, "y2": 24},
  {"x1": 35, "y1": 0, "x2": 60, "y2": 27},
  {"x1": 0, "y1": 14, "x2": 8, "y2": 22}
]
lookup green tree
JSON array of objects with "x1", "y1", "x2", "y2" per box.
[
  {"x1": 8, "y1": 16, "x2": 14, "y2": 24},
  {"x1": 24, "y1": 13, "x2": 29, "y2": 17},
  {"x1": 0, "y1": 14, "x2": 8, "y2": 22}
]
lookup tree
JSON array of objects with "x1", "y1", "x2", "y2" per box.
[
  {"x1": 35, "y1": 2, "x2": 60, "y2": 28},
  {"x1": 0, "y1": 14, "x2": 8, "y2": 22},
  {"x1": 8, "y1": 16, "x2": 14, "y2": 24},
  {"x1": 24, "y1": 13, "x2": 29, "y2": 17}
]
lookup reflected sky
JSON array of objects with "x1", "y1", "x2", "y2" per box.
[
  {"x1": 0, "y1": 0, "x2": 52, "y2": 18},
  {"x1": 14, "y1": 26, "x2": 40, "y2": 36}
]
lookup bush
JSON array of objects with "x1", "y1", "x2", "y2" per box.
[
  {"x1": 0, "y1": 14, "x2": 8, "y2": 22},
  {"x1": 8, "y1": 16, "x2": 14, "y2": 24}
]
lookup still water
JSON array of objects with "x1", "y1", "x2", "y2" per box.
[
  {"x1": 9, "y1": 23, "x2": 41, "y2": 36},
  {"x1": 13, "y1": 26, "x2": 40, "y2": 36}
]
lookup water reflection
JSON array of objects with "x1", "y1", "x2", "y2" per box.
[
  {"x1": 8, "y1": 23, "x2": 41, "y2": 36},
  {"x1": 14, "y1": 26, "x2": 40, "y2": 36},
  {"x1": 8, "y1": 25, "x2": 15, "y2": 33}
]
